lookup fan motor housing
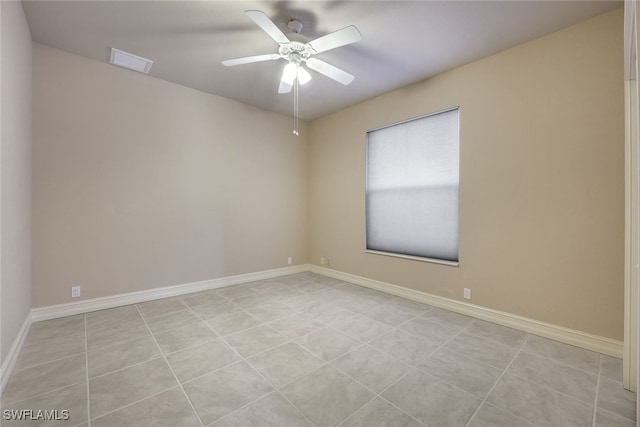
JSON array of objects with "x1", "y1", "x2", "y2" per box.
[{"x1": 279, "y1": 42, "x2": 314, "y2": 62}]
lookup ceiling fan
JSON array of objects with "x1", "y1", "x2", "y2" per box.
[{"x1": 222, "y1": 10, "x2": 362, "y2": 94}]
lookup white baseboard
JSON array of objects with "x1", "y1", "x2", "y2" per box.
[
  {"x1": 309, "y1": 265, "x2": 624, "y2": 358},
  {"x1": 1, "y1": 312, "x2": 32, "y2": 393},
  {"x1": 31, "y1": 265, "x2": 306, "y2": 322}
]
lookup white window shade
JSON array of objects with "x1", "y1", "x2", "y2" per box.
[{"x1": 366, "y1": 108, "x2": 460, "y2": 263}]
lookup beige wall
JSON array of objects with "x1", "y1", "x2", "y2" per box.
[
  {"x1": 309, "y1": 9, "x2": 625, "y2": 340},
  {"x1": 32, "y1": 44, "x2": 308, "y2": 307},
  {"x1": 1, "y1": 1, "x2": 33, "y2": 364}
]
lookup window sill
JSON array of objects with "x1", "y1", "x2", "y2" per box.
[{"x1": 365, "y1": 250, "x2": 459, "y2": 267}]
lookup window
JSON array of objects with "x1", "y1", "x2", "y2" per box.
[{"x1": 365, "y1": 107, "x2": 460, "y2": 264}]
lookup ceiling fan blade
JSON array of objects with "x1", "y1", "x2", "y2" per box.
[
  {"x1": 308, "y1": 25, "x2": 362, "y2": 54},
  {"x1": 245, "y1": 10, "x2": 290, "y2": 45},
  {"x1": 306, "y1": 58, "x2": 355, "y2": 85},
  {"x1": 222, "y1": 54, "x2": 281, "y2": 66}
]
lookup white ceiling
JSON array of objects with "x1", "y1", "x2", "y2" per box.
[{"x1": 22, "y1": 1, "x2": 622, "y2": 121}]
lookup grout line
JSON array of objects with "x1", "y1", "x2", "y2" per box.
[
  {"x1": 135, "y1": 305, "x2": 206, "y2": 427},
  {"x1": 186, "y1": 305, "x2": 319, "y2": 427},
  {"x1": 12, "y1": 350, "x2": 88, "y2": 373},
  {"x1": 1, "y1": 380, "x2": 88, "y2": 407},
  {"x1": 87, "y1": 355, "x2": 165, "y2": 381},
  {"x1": 335, "y1": 313, "x2": 478, "y2": 426},
  {"x1": 88, "y1": 385, "x2": 182, "y2": 422},
  {"x1": 84, "y1": 315, "x2": 91, "y2": 427},
  {"x1": 595, "y1": 406, "x2": 637, "y2": 423},
  {"x1": 464, "y1": 333, "x2": 531, "y2": 427},
  {"x1": 159, "y1": 336, "x2": 221, "y2": 358},
  {"x1": 331, "y1": 362, "x2": 425, "y2": 427},
  {"x1": 592, "y1": 354, "x2": 602, "y2": 427},
  {"x1": 207, "y1": 389, "x2": 282, "y2": 426}
]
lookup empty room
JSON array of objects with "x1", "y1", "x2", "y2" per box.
[{"x1": 1, "y1": 0, "x2": 639, "y2": 426}]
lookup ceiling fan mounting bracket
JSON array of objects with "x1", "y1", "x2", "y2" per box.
[{"x1": 287, "y1": 19, "x2": 303, "y2": 34}]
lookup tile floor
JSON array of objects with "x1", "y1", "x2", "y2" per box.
[{"x1": 1, "y1": 272, "x2": 636, "y2": 427}]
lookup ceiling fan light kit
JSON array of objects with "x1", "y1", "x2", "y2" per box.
[{"x1": 222, "y1": 10, "x2": 362, "y2": 135}]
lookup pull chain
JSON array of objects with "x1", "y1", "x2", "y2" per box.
[{"x1": 293, "y1": 76, "x2": 299, "y2": 136}]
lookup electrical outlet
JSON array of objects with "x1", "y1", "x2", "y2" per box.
[
  {"x1": 287, "y1": 257, "x2": 292, "y2": 265},
  {"x1": 71, "y1": 286, "x2": 81, "y2": 298},
  {"x1": 463, "y1": 288, "x2": 471, "y2": 300},
  {"x1": 320, "y1": 257, "x2": 325, "y2": 265}
]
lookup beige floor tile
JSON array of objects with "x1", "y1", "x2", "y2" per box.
[
  {"x1": 398, "y1": 317, "x2": 462, "y2": 343},
  {"x1": 487, "y1": 373, "x2": 593, "y2": 426},
  {"x1": 182, "y1": 362, "x2": 273, "y2": 425},
  {"x1": 468, "y1": 403, "x2": 535, "y2": 427},
  {"x1": 86, "y1": 319, "x2": 150, "y2": 352},
  {"x1": 1, "y1": 382, "x2": 87, "y2": 427},
  {"x1": 508, "y1": 351, "x2": 597, "y2": 403},
  {"x1": 354, "y1": 290, "x2": 394, "y2": 305},
  {"x1": 307, "y1": 275, "x2": 345, "y2": 287},
  {"x1": 420, "y1": 306, "x2": 474, "y2": 329},
  {"x1": 3, "y1": 279, "x2": 632, "y2": 427},
  {"x1": 89, "y1": 358, "x2": 176, "y2": 418},
  {"x1": 295, "y1": 328, "x2": 361, "y2": 362},
  {"x1": 2, "y1": 354, "x2": 86, "y2": 404},
  {"x1": 382, "y1": 368, "x2": 481, "y2": 427},
  {"x1": 522, "y1": 335, "x2": 600, "y2": 373},
  {"x1": 594, "y1": 408, "x2": 636, "y2": 427},
  {"x1": 91, "y1": 387, "x2": 200, "y2": 427},
  {"x1": 246, "y1": 302, "x2": 299, "y2": 322},
  {"x1": 337, "y1": 296, "x2": 384, "y2": 314},
  {"x1": 88, "y1": 335, "x2": 161, "y2": 378},
  {"x1": 232, "y1": 294, "x2": 277, "y2": 309},
  {"x1": 143, "y1": 310, "x2": 200, "y2": 334},
  {"x1": 327, "y1": 314, "x2": 392, "y2": 342},
  {"x1": 16, "y1": 332, "x2": 85, "y2": 370},
  {"x1": 443, "y1": 333, "x2": 518, "y2": 370},
  {"x1": 465, "y1": 320, "x2": 527, "y2": 349},
  {"x1": 216, "y1": 285, "x2": 256, "y2": 300},
  {"x1": 167, "y1": 339, "x2": 240, "y2": 383},
  {"x1": 207, "y1": 311, "x2": 262, "y2": 336},
  {"x1": 24, "y1": 316, "x2": 85, "y2": 347},
  {"x1": 268, "y1": 312, "x2": 326, "y2": 339},
  {"x1": 225, "y1": 325, "x2": 289, "y2": 358},
  {"x1": 154, "y1": 321, "x2": 218, "y2": 354},
  {"x1": 597, "y1": 377, "x2": 637, "y2": 421},
  {"x1": 417, "y1": 348, "x2": 503, "y2": 398},
  {"x1": 361, "y1": 304, "x2": 420, "y2": 327},
  {"x1": 384, "y1": 298, "x2": 432, "y2": 316},
  {"x1": 86, "y1": 306, "x2": 141, "y2": 329},
  {"x1": 599, "y1": 354, "x2": 623, "y2": 382},
  {"x1": 280, "y1": 365, "x2": 374, "y2": 427},
  {"x1": 304, "y1": 304, "x2": 357, "y2": 324},
  {"x1": 341, "y1": 397, "x2": 422, "y2": 427},
  {"x1": 248, "y1": 342, "x2": 325, "y2": 388},
  {"x1": 180, "y1": 290, "x2": 227, "y2": 308},
  {"x1": 368, "y1": 330, "x2": 440, "y2": 366},
  {"x1": 289, "y1": 281, "x2": 330, "y2": 294},
  {"x1": 213, "y1": 392, "x2": 313, "y2": 427},
  {"x1": 189, "y1": 301, "x2": 242, "y2": 320},
  {"x1": 333, "y1": 345, "x2": 410, "y2": 393},
  {"x1": 137, "y1": 297, "x2": 187, "y2": 318}
]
